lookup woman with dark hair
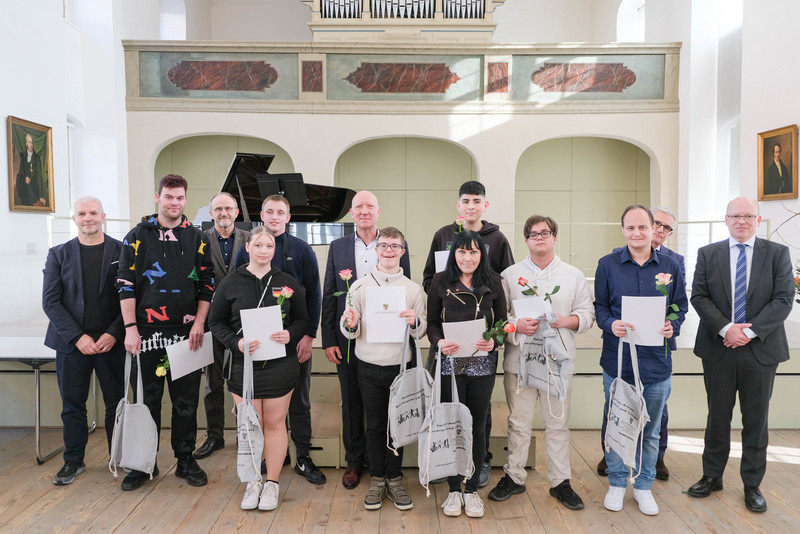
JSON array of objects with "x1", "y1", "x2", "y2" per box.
[
  {"x1": 208, "y1": 226, "x2": 308, "y2": 512},
  {"x1": 426, "y1": 230, "x2": 507, "y2": 519}
]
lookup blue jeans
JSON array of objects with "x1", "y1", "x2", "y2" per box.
[{"x1": 602, "y1": 371, "x2": 670, "y2": 490}]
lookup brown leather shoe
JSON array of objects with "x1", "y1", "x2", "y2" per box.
[
  {"x1": 655, "y1": 458, "x2": 670, "y2": 481},
  {"x1": 342, "y1": 465, "x2": 362, "y2": 489}
]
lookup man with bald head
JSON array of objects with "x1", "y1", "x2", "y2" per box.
[
  {"x1": 687, "y1": 197, "x2": 793, "y2": 513},
  {"x1": 43, "y1": 196, "x2": 125, "y2": 485},
  {"x1": 321, "y1": 191, "x2": 411, "y2": 489}
]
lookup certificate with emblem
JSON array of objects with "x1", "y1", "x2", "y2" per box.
[{"x1": 365, "y1": 286, "x2": 407, "y2": 343}]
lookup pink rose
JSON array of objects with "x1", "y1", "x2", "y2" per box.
[
  {"x1": 280, "y1": 286, "x2": 294, "y2": 298},
  {"x1": 518, "y1": 277, "x2": 528, "y2": 287},
  {"x1": 655, "y1": 273, "x2": 672, "y2": 286},
  {"x1": 503, "y1": 323, "x2": 516, "y2": 334},
  {"x1": 339, "y1": 269, "x2": 353, "y2": 281}
]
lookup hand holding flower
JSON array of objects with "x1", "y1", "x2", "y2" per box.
[
  {"x1": 515, "y1": 317, "x2": 539, "y2": 336},
  {"x1": 343, "y1": 308, "x2": 359, "y2": 329}
]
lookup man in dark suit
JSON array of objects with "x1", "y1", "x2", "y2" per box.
[
  {"x1": 42, "y1": 196, "x2": 125, "y2": 485},
  {"x1": 598, "y1": 206, "x2": 685, "y2": 481},
  {"x1": 16, "y1": 133, "x2": 46, "y2": 206},
  {"x1": 196, "y1": 192, "x2": 250, "y2": 459},
  {"x1": 687, "y1": 197, "x2": 794, "y2": 513},
  {"x1": 321, "y1": 190, "x2": 411, "y2": 489},
  {"x1": 765, "y1": 143, "x2": 792, "y2": 195}
]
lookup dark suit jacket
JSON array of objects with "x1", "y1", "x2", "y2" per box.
[
  {"x1": 321, "y1": 232, "x2": 411, "y2": 351},
  {"x1": 42, "y1": 235, "x2": 124, "y2": 352},
  {"x1": 658, "y1": 245, "x2": 685, "y2": 281},
  {"x1": 765, "y1": 160, "x2": 792, "y2": 195},
  {"x1": 691, "y1": 237, "x2": 793, "y2": 365},
  {"x1": 204, "y1": 227, "x2": 250, "y2": 283}
]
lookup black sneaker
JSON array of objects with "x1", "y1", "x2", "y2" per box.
[
  {"x1": 488, "y1": 474, "x2": 526, "y2": 501},
  {"x1": 176, "y1": 455, "x2": 208, "y2": 487},
  {"x1": 295, "y1": 455, "x2": 326, "y2": 485},
  {"x1": 549, "y1": 480, "x2": 585, "y2": 510},
  {"x1": 53, "y1": 460, "x2": 86, "y2": 485},
  {"x1": 121, "y1": 465, "x2": 159, "y2": 491}
]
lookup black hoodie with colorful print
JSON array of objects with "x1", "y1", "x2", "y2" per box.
[{"x1": 116, "y1": 214, "x2": 215, "y2": 329}]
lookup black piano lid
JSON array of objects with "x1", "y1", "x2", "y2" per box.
[{"x1": 220, "y1": 152, "x2": 355, "y2": 223}]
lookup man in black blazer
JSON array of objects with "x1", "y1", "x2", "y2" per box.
[
  {"x1": 321, "y1": 190, "x2": 411, "y2": 489},
  {"x1": 196, "y1": 193, "x2": 249, "y2": 459},
  {"x1": 687, "y1": 197, "x2": 794, "y2": 512},
  {"x1": 765, "y1": 143, "x2": 792, "y2": 195},
  {"x1": 42, "y1": 196, "x2": 125, "y2": 485}
]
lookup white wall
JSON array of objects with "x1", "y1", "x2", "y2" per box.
[
  {"x1": 209, "y1": 0, "x2": 312, "y2": 42},
  {"x1": 493, "y1": 0, "x2": 622, "y2": 43}
]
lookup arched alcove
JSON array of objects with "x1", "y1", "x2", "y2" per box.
[
  {"x1": 514, "y1": 137, "x2": 651, "y2": 278},
  {"x1": 334, "y1": 137, "x2": 476, "y2": 281},
  {"x1": 154, "y1": 134, "x2": 294, "y2": 221}
]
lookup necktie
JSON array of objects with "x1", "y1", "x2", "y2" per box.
[{"x1": 733, "y1": 244, "x2": 747, "y2": 323}]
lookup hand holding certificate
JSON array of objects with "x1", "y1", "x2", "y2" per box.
[
  {"x1": 621, "y1": 296, "x2": 667, "y2": 346},
  {"x1": 166, "y1": 331, "x2": 214, "y2": 380},
  {"x1": 365, "y1": 286, "x2": 407, "y2": 343},
  {"x1": 240, "y1": 305, "x2": 287, "y2": 361},
  {"x1": 442, "y1": 319, "x2": 488, "y2": 358}
]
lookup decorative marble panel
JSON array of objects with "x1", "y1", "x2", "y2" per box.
[
  {"x1": 327, "y1": 54, "x2": 482, "y2": 101},
  {"x1": 302, "y1": 61, "x2": 324, "y2": 92},
  {"x1": 512, "y1": 55, "x2": 665, "y2": 102},
  {"x1": 487, "y1": 62, "x2": 508, "y2": 93},
  {"x1": 139, "y1": 52, "x2": 298, "y2": 99}
]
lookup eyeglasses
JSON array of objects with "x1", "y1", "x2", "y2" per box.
[
  {"x1": 653, "y1": 221, "x2": 674, "y2": 233},
  {"x1": 376, "y1": 243, "x2": 404, "y2": 251},
  {"x1": 725, "y1": 214, "x2": 758, "y2": 221},
  {"x1": 526, "y1": 231, "x2": 553, "y2": 240}
]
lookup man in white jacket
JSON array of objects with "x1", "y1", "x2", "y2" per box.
[
  {"x1": 341, "y1": 227, "x2": 427, "y2": 512},
  {"x1": 488, "y1": 215, "x2": 595, "y2": 510}
]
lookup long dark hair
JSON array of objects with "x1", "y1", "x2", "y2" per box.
[{"x1": 442, "y1": 230, "x2": 495, "y2": 288}]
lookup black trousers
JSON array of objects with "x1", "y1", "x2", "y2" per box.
[
  {"x1": 289, "y1": 357, "x2": 313, "y2": 457},
  {"x1": 202, "y1": 337, "x2": 227, "y2": 440},
  {"x1": 701, "y1": 352, "x2": 777, "y2": 487},
  {"x1": 336, "y1": 340, "x2": 366, "y2": 466},
  {"x1": 358, "y1": 360, "x2": 403, "y2": 479},
  {"x1": 56, "y1": 343, "x2": 125, "y2": 462}
]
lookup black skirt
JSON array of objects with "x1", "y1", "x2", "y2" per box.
[{"x1": 227, "y1": 353, "x2": 299, "y2": 399}]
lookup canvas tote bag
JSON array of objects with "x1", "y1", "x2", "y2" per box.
[
  {"x1": 387, "y1": 327, "x2": 434, "y2": 452},
  {"x1": 418, "y1": 351, "x2": 475, "y2": 496},
  {"x1": 604, "y1": 327, "x2": 649, "y2": 477},
  {"x1": 517, "y1": 312, "x2": 571, "y2": 414},
  {"x1": 236, "y1": 342, "x2": 264, "y2": 483},
  {"x1": 109, "y1": 352, "x2": 158, "y2": 478}
]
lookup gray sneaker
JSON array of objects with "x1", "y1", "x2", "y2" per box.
[
  {"x1": 364, "y1": 476, "x2": 387, "y2": 510},
  {"x1": 53, "y1": 460, "x2": 86, "y2": 485},
  {"x1": 479, "y1": 459, "x2": 491, "y2": 488},
  {"x1": 387, "y1": 476, "x2": 413, "y2": 510}
]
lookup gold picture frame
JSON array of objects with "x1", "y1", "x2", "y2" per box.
[
  {"x1": 758, "y1": 124, "x2": 798, "y2": 201},
  {"x1": 7, "y1": 115, "x2": 55, "y2": 212}
]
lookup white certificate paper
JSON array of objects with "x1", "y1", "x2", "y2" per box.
[
  {"x1": 621, "y1": 296, "x2": 667, "y2": 347},
  {"x1": 365, "y1": 286, "x2": 407, "y2": 343},
  {"x1": 442, "y1": 318, "x2": 488, "y2": 358},
  {"x1": 512, "y1": 296, "x2": 552, "y2": 320},
  {"x1": 240, "y1": 305, "x2": 287, "y2": 361},
  {"x1": 434, "y1": 250, "x2": 450, "y2": 273},
  {"x1": 166, "y1": 331, "x2": 214, "y2": 381}
]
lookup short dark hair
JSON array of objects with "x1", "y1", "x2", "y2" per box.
[
  {"x1": 262, "y1": 194, "x2": 290, "y2": 212},
  {"x1": 773, "y1": 142, "x2": 782, "y2": 152},
  {"x1": 621, "y1": 204, "x2": 653, "y2": 226},
  {"x1": 442, "y1": 230, "x2": 495, "y2": 288},
  {"x1": 158, "y1": 174, "x2": 188, "y2": 194},
  {"x1": 523, "y1": 215, "x2": 558, "y2": 238},
  {"x1": 458, "y1": 180, "x2": 485, "y2": 198},
  {"x1": 379, "y1": 226, "x2": 405, "y2": 242}
]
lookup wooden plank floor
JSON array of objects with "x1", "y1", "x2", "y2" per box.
[{"x1": 2, "y1": 427, "x2": 799, "y2": 533}]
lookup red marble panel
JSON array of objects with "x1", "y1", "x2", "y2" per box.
[
  {"x1": 302, "y1": 61, "x2": 323, "y2": 92},
  {"x1": 344, "y1": 62, "x2": 460, "y2": 93},
  {"x1": 487, "y1": 62, "x2": 508, "y2": 93},
  {"x1": 167, "y1": 61, "x2": 278, "y2": 91},
  {"x1": 531, "y1": 63, "x2": 636, "y2": 93}
]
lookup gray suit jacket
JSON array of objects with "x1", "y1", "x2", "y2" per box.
[
  {"x1": 691, "y1": 237, "x2": 793, "y2": 365},
  {"x1": 204, "y1": 227, "x2": 250, "y2": 284}
]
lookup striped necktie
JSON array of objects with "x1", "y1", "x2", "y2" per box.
[{"x1": 733, "y1": 244, "x2": 747, "y2": 323}]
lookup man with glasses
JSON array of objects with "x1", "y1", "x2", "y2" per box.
[
  {"x1": 686, "y1": 197, "x2": 793, "y2": 513},
  {"x1": 489, "y1": 215, "x2": 594, "y2": 510},
  {"x1": 196, "y1": 193, "x2": 249, "y2": 460},
  {"x1": 597, "y1": 207, "x2": 684, "y2": 481}
]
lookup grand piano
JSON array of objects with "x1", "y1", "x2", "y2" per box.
[{"x1": 206, "y1": 152, "x2": 356, "y2": 245}]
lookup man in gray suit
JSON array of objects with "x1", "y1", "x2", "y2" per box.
[
  {"x1": 687, "y1": 197, "x2": 794, "y2": 513},
  {"x1": 196, "y1": 192, "x2": 249, "y2": 459}
]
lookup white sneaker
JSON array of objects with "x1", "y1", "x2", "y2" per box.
[
  {"x1": 633, "y1": 489, "x2": 659, "y2": 515},
  {"x1": 241, "y1": 481, "x2": 262, "y2": 510},
  {"x1": 464, "y1": 492, "x2": 485, "y2": 518},
  {"x1": 259, "y1": 481, "x2": 279, "y2": 511},
  {"x1": 604, "y1": 486, "x2": 626, "y2": 512},
  {"x1": 442, "y1": 491, "x2": 464, "y2": 517}
]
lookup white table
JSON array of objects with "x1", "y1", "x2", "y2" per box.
[{"x1": 0, "y1": 337, "x2": 96, "y2": 464}]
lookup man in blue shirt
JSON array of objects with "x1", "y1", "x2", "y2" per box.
[
  {"x1": 594, "y1": 205, "x2": 687, "y2": 516},
  {"x1": 234, "y1": 195, "x2": 325, "y2": 485}
]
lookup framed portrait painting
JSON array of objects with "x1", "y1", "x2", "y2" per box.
[
  {"x1": 758, "y1": 124, "x2": 798, "y2": 201},
  {"x1": 7, "y1": 116, "x2": 55, "y2": 212}
]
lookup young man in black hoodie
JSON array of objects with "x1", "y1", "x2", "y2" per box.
[
  {"x1": 421, "y1": 180, "x2": 514, "y2": 486},
  {"x1": 116, "y1": 174, "x2": 215, "y2": 491}
]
